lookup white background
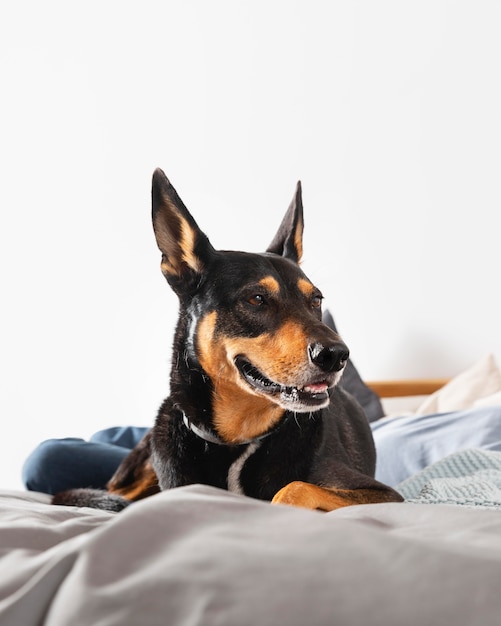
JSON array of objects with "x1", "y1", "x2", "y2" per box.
[{"x1": 1, "y1": 1, "x2": 501, "y2": 489}]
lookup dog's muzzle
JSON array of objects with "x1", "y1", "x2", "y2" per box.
[{"x1": 234, "y1": 346, "x2": 347, "y2": 412}]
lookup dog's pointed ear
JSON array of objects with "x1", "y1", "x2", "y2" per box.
[
  {"x1": 151, "y1": 168, "x2": 214, "y2": 292},
  {"x1": 266, "y1": 181, "x2": 304, "y2": 263}
]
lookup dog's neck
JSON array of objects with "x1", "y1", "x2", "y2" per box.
[
  {"x1": 173, "y1": 348, "x2": 287, "y2": 445},
  {"x1": 181, "y1": 410, "x2": 284, "y2": 446}
]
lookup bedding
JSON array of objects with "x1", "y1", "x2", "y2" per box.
[
  {"x1": 371, "y1": 405, "x2": 501, "y2": 486},
  {"x1": 399, "y1": 447, "x2": 501, "y2": 508},
  {"x1": 371, "y1": 354, "x2": 501, "y2": 486},
  {"x1": 1, "y1": 484, "x2": 501, "y2": 626},
  {"x1": 4, "y1": 355, "x2": 501, "y2": 626},
  {"x1": 414, "y1": 352, "x2": 501, "y2": 415}
]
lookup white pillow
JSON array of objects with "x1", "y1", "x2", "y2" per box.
[
  {"x1": 415, "y1": 354, "x2": 501, "y2": 416},
  {"x1": 474, "y1": 390, "x2": 501, "y2": 408}
]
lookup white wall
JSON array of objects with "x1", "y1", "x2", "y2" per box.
[{"x1": 1, "y1": 1, "x2": 501, "y2": 490}]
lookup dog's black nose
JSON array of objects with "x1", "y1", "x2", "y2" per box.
[{"x1": 308, "y1": 342, "x2": 349, "y2": 373}]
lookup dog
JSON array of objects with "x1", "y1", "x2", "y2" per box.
[{"x1": 53, "y1": 169, "x2": 403, "y2": 512}]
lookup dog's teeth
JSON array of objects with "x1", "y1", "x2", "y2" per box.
[{"x1": 283, "y1": 387, "x2": 299, "y2": 400}]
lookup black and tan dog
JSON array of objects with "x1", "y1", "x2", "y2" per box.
[{"x1": 53, "y1": 169, "x2": 403, "y2": 512}]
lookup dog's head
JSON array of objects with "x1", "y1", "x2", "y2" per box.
[{"x1": 152, "y1": 168, "x2": 349, "y2": 443}]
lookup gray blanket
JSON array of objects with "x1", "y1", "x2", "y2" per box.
[{"x1": 1, "y1": 483, "x2": 501, "y2": 626}]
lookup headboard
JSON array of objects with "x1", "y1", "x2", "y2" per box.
[{"x1": 367, "y1": 379, "x2": 449, "y2": 398}]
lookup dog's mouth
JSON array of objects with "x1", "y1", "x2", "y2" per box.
[{"x1": 234, "y1": 356, "x2": 332, "y2": 411}]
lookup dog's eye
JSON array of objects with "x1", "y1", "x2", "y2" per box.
[
  {"x1": 311, "y1": 295, "x2": 323, "y2": 309},
  {"x1": 247, "y1": 294, "x2": 266, "y2": 307}
]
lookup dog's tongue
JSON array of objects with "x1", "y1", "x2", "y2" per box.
[{"x1": 303, "y1": 382, "x2": 328, "y2": 394}]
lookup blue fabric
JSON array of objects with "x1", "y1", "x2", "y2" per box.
[
  {"x1": 22, "y1": 427, "x2": 149, "y2": 495},
  {"x1": 371, "y1": 406, "x2": 501, "y2": 488},
  {"x1": 25, "y1": 406, "x2": 501, "y2": 496},
  {"x1": 90, "y1": 426, "x2": 149, "y2": 449}
]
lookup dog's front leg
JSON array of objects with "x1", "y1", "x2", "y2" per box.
[{"x1": 272, "y1": 481, "x2": 403, "y2": 512}]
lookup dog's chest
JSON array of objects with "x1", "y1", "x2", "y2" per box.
[{"x1": 227, "y1": 441, "x2": 261, "y2": 494}]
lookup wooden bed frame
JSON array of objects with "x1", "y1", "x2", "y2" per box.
[{"x1": 366, "y1": 378, "x2": 449, "y2": 398}]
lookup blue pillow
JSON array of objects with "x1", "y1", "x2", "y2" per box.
[{"x1": 371, "y1": 406, "x2": 501, "y2": 487}]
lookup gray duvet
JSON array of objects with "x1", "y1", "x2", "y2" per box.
[{"x1": 1, "y1": 484, "x2": 500, "y2": 626}]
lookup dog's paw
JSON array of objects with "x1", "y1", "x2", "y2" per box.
[
  {"x1": 272, "y1": 481, "x2": 331, "y2": 510},
  {"x1": 272, "y1": 481, "x2": 403, "y2": 512},
  {"x1": 52, "y1": 488, "x2": 130, "y2": 512}
]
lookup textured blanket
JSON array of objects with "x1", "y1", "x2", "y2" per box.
[
  {"x1": 2, "y1": 486, "x2": 501, "y2": 626},
  {"x1": 398, "y1": 448, "x2": 501, "y2": 509}
]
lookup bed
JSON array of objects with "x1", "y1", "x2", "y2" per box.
[{"x1": 2, "y1": 355, "x2": 501, "y2": 626}]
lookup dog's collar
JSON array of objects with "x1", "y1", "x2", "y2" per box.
[
  {"x1": 181, "y1": 411, "x2": 284, "y2": 446},
  {"x1": 182, "y1": 412, "x2": 227, "y2": 445}
]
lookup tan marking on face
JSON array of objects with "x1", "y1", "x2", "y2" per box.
[
  {"x1": 297, "y1": 278, "x2": 315, "y2": 297},
  {"x1": 259, "y1": 276, "x2": 280, "y2": 294},
  {"x1": 196, "y1": 311, "x2": 287, "y2": 444},
  {"x1": 196, "y1": 314, "x2": 313, "y2": 443},
  {"x1": 212, "y1": 386, "x2": 284, "y2": 444},
  {"x1": 226, "y1": 320, "x2": 310, "y2": 383}
]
